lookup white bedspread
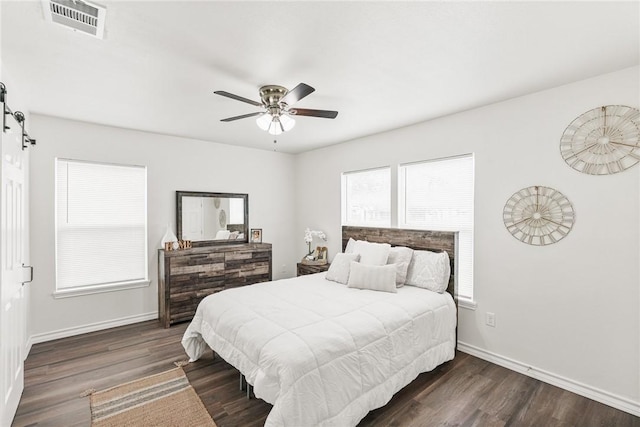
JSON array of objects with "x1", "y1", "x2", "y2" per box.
[{"x1": 182, "y1": 272, "x2": 456, "y2": 427}]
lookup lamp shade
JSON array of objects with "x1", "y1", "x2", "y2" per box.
[
  {"x1": 256, "y1": 113, "x2": 272, "y2": 131},
  {"x1": 256, "y1": 113, "x2": 295, "y2": 135},
  {"x1": 280, "y1": 114, "x2": 295, "y2": 131},
  {"x1": 268, "y1": 120, "x2": 283, "y2": 136}
]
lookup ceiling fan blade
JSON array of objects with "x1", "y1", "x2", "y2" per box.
[
  {"x1": 280, "y1": 83, "x2": 315, "y2": 106},
  {"x1": 214, "y1": 90, "x2": 263, "y2": 107},
  {"x1": 220, "y1": 112, "x2": 263, "y2": 122},
  {"x1": 290, "y1": 108, "x2": 338, "y2": 119}
]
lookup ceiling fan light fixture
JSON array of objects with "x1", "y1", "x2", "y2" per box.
[
  {"x1": 280, "y1": 114, "x2": 295, "y2": 131},
  {"x1": 267, "y1": 119, "x2": 283, "y2": 136},
  {"x1": 256, "y1": 113, "x2": 272, "y2": 131},
  {"x1": 216, "y1": 82, "x2": 336, "y2": 138},
  {"x1": 256, "y1": 112, "x2": 295, "y2": 135}
]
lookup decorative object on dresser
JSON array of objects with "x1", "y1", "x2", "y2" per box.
[
  {"x1": 315, "y1": 246, "x2": 328, "y2": 262},
  {"x1": 296, "y1": 262, "x2": 330, "y2": 276},
  {"x1": 158, "y1": 243, "x2": 272, "y2": 328},
  {"x1": 560, "y1": 105, "x2": 640, "y2": 175},
  {"x1": 250, "y1": 228, "x2": 262, "y2": 243},
  {"x1": 503, "y1": 185, "x2": 575, "y2": 246},
  {"x1": 176, "y1": 191, "x2": 249, "y2": 246},
  {"x1": 160, "y1": 222, "x2": 179, "y2": 250},
  {"x1": 302, "y1": 228, "x2": 327, "y2": 265}
]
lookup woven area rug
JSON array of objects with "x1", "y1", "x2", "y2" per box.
[{"x1": 89, "y1": 367, "x2": 216, "y2": 426}]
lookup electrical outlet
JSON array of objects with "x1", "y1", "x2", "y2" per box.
[
  {"x1": 280, "y1": 264, "x2": 287, "y2": 273},
  {"x1": 486, "y1": 312, "x2": 496, "y2": 327}
]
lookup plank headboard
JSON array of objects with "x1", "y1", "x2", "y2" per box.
[{"x1": 341, "y1": 226, "x2": 458, "y2": 301}]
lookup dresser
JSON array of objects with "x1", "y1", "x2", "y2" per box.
[
  {"x1": 297, "y1": 262, "x2": 330, "y2": 276},
  {"x1": 158, "y1": 243, "x2": 272, "y2": 327}
]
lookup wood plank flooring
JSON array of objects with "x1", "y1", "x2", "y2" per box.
[{"x1": 12, "y1": 320, "x2": 639, "y2": 427}]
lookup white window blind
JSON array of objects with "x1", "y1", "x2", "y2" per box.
[
  {"x1": 399, "y1": 155, "x2": 475, "y2": 300},
  {"x1": 55, "y1": 159, "x2": 148, "y2": 293},
  {"x1": 342, "y1": 167, "x2": 391, "y2": 227}
]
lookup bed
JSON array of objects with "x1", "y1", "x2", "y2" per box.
[{"x1": 182, "y1": 226, "x2": 458, "y2": 427}]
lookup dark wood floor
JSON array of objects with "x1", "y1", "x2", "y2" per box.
[{"x1": 12, "y1": 320, "x2": 639, "y2": 427}]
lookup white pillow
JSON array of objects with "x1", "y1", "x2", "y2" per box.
[
  {"x1": 344, "y1": 237, "x2": 356, "y2": 254},
  {"x1": 387, "y1": 246, "x2": 414, "y2": 287},
  {"x1": 345, "y1": 239, "x2": 391, "y2": 266},
  {"x1": 347, "y1": 262, "x2": 397, "y2": 293},
  {"x1": 405, "y1": 250, "x2": 451, "y2": 293},
  {"x1": 215, "y1": 230, "x2": 231, "y2": 239},
  {"x1": 389, "y1": 262, "x2": 410, "y2": 287},
  {"x1": 326, "y1": 253, "x2": 360, "y2": 284}
]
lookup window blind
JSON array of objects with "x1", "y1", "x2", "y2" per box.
[
  {"x1": 399, "y1": 155, "x2": 475, "y2": 299},
  {"x1": 55, "y1": 159, "x2": 148, "y2": 291},
  {"x1": 341, "y1": 167, "x2": 391, "y2": 227}
]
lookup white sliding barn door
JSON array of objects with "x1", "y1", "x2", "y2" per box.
[{"x1": 0, "y1": 113, "x2": 29, "y2": 426}]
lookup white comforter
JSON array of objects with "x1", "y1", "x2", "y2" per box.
[{"x1": 182, "y1": 273, "x2": 456, "y2": 427}]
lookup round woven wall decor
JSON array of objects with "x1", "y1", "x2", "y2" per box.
[
  {"x1": 219, "y1": 209, "x2": 227, "y2": 228},
  {"x1": 503, "y1": 186, "x2": 575, "y2": 246},
  {"x1": 560, "y1": 105, "x2": 640, "y2": 175}
]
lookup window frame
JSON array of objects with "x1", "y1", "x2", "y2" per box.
[
  {"x1": 53, "y1": 158, "x2": 149, "y2": 299},
  {"x1": 398, "y1": 154, "x2": 475, "y2": 304},
  {"x1": 341, "y1": 166, "x2": 392, "y2": 228}
]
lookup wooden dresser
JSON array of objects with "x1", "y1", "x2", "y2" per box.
[
  {"x1": 297, "y1": 262, "x2": 330, "y2": 276},
  {"x1": 158, "y1": 243, "x2": 272, "y2": 327}
]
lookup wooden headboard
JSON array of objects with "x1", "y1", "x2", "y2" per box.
[{"x1": 342, "y1": 226, "x2": 458, "y2": 301}]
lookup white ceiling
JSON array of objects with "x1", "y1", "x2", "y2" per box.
[{"x1": 1, "y1": 1, "x2": 638, "y2": 154}]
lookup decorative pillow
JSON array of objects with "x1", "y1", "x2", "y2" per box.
[
  {"x1": 344, "y1": 237, "x2": 356, "y2": 254},
  {"x1": 387, "y1": 246, "x2": 414, "y2": 286},
  {"x1": 215, "y1": 230, "x2": 230, "y2": 240},
  {"x1": 347, "y1": 262, "x2": 397, "y2": 293},
  {"x1": 389, "y1": 262, "x2": 410, "y2": 287},
  {"x1": 405, "y1": 250, "x2": 451, "y2": 293},
  {"x1": 344, "y1": 239, "x2": 390, "y2": 266},
  {"x1": 325, "y1": 253, "x2": 360, "y2": 284}
]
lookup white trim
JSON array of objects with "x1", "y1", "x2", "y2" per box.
[
  {"x1": 53, "y1": 279, "x2": 150, "y2": 299},
  {"x1": 24, "y1": 335, "x2": 33, "y2": 361},
  {"x1": 457, "y1": 341, "x2": 640, "y2": 417},
  {"x1": 457, "y1": 297, "x2": 477, "y2": 310},
  {"x1": 28, "y1": 311, "x2": 158, "y2": 346}
]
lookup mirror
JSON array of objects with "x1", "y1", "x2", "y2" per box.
[{"x1": 176, "y1": 191, "x2": 249, "y2": 246}]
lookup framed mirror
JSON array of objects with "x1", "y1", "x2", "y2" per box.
[{"x1": 176, "y1": 191, "x2": 249, "y2": 246}]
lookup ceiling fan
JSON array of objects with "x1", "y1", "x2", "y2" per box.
[{"x1": 214, "y1": 83, "x2": 338, "y2": 135}]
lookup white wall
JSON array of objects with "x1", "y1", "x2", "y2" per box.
[
  {"x1": 295, "y1": 67, "x2": 640, "y2": 411},
  {"x1": 29, "y1": 115, "x2": 297, "y2": 340}
]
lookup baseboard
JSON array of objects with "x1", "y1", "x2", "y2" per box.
[
  {"x1": 29, "y1": 311, "x2": 159, "y2": 346},
  {"x1": 24, "y1": 336, "x2": 33, "y2": 361},
  {"x1": 457, "y1": 341, "x2": 640, "y2": 417}
]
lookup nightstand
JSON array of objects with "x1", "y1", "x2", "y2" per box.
[{"x1": 297, "y1": 262, "x2": 330, "y2": 276}]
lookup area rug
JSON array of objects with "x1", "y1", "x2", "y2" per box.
[{"x1": 89, "y1": 367, "x2": 216, "y2": 426}]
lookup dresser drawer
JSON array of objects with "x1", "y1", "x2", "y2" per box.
[{"x1": 159, "y1": 243, "x2": 272, "y2": 328}]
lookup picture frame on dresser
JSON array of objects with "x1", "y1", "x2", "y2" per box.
[{"x1": 250, "y1": 228, "x2": 262, "y2": 243}]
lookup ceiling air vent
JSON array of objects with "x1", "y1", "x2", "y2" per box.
[{"x1": 43, "y1": 0, "x2": 106, "y2": 39}]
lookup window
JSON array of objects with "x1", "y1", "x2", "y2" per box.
[
  {"x1": 399, "y1": 155, "x2": 475, "y2": 301},
  {"x1": 341, "y1": 167, "x2": 391, "y2": 227},
  {"x1": 55, "y1": 159, "x2": 148, "y2": 297}
]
